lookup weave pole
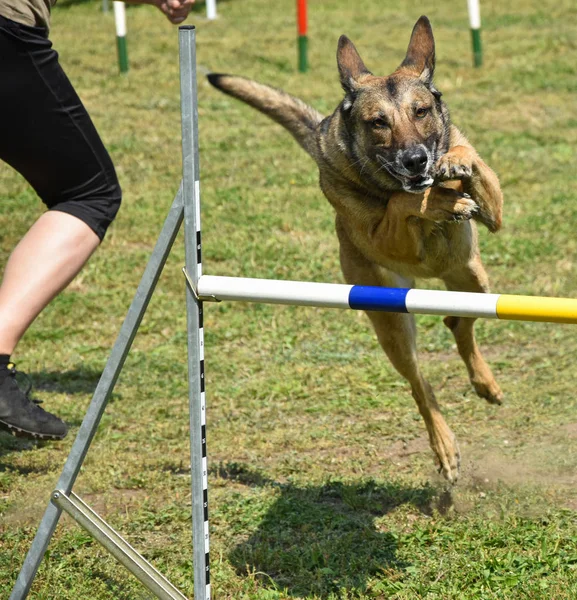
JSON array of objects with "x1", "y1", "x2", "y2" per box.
[
  {"x1": 297, "y1": 0, "x2": 308, "y2": 73},
  {"x1": 197, "y1": 276, "x2": 577, "y2": 324},
  {"x1": 206, "y1": 0, "x2": 217, "y2": 20},
  {"x1": 467, "y1": 0, "x2": 482, "y2": 67},
  {"x1": 113, "y1": 1, "x2": 129, "y2": 73}
]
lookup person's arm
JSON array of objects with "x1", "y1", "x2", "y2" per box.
[{"x1": 124, "y1": 0, "x2": 196, "y2": 24}]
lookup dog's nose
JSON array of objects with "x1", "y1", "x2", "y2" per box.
[{"x1": 401, "y1": 147, "x2": 428, "y2": 174}]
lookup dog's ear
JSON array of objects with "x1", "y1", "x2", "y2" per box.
[
  {"x1": 337, "y1": 35, "x2": 372, "y2": 101},
  {"x1": 399, "y1": 15, "x2": 435, "y2": 84}
]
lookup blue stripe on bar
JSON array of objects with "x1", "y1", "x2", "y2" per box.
[{"x1": 348, "y1": 286, "x2": 410, "y2": 312}]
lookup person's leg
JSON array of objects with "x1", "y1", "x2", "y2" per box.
[
  {"x1": 0, "y1": 17, "x2": 121, "y2": 439},
  {"x1": 0, "y1": 212, "x2": 100, "y2": 355},
  {"x1": 0, "y1": 213, "x2": 99, "y2": 440}
]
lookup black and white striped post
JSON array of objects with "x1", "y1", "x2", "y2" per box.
[{"x1": 180, "y1": 26, "x2": 211, "y2": 600}]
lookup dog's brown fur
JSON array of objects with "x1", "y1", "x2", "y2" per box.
[{"x1": 208, "y1": 16, "x2": 504, "y2": 483}]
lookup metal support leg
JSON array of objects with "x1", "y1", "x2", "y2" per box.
[
  {"x1": 10, "y1": 187, "x2": 184, "y2": 599},
  {"x1": 180, "y1": 26, "x2": 211, "y2": 600},
  {"x1": 51, "y1": 490, "x2": 188, "y2": 600}
]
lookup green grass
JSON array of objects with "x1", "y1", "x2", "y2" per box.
[{"x1": 2, "y1": 0, "x2": 577, "y2": 598}]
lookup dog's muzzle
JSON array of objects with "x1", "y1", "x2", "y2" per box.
[{"x1": 377, "y1": 147, "x2": 435, "y2": 193}]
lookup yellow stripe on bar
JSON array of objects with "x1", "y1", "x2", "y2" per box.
[{"x1": 496, "y1": 295, "x2": 577, "y2": 324}]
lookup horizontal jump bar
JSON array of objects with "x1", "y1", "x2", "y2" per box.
[{"x1": 196, "y1": 275, "x2": 577, "y2": 324}]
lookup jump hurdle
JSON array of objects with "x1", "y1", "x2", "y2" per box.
[
  {"x1": 10, "y1": 22, "x2": 577, "y2": 600},
  {"x1": 194, "y1": 276, "x2": 577, "y2": 324}
]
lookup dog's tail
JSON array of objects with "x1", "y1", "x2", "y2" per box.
[{"x1": 207, "y1": 73, "x2": 324, "y2": 159}]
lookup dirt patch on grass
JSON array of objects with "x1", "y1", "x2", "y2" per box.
[
  {"x1": 383, "y1": 437, "x2": 431, "y2": 459},
  {"x1": 2, "y1": 487, "x2": 149, "y2": 529},
  {"x1": 562, "y1": 422, "x2": 577, "y2": 438},
  {"x1": 79, "y1": 488, "x2": 150, "y2": 517},
  {"x1": 376, "y1": 432, "x2": 577, "y2": 513}
]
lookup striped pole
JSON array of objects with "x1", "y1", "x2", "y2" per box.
[
  {"x1": 297, "y1": 0, "x2": 308, "y2": 73},
  {"x1": 113, "y1": 1, "x2": 128, "y2": 74},
  {"x1": 197, "y1": 276, "x2": 577, "y2": 324},
  {"x1": 180, "y1": 26, "x2": 211, "y2": 600},
  {"x1": 206, "y1": 0, "x2": 217, "y2": 20},
  {"x1": 467, "y1": 0, "x2": 482, "y2": 67}
]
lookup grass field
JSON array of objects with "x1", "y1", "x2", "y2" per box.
[{"x1": 1, "y1": 0, "x2": 577, "y2": 598}]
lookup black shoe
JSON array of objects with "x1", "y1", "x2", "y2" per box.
[{"x1": 0, "y1": 364, "x2": 68, "y2": 440}]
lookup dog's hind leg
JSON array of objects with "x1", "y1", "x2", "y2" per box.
[
  {"x1": 366, "y1": 305, "x2": 461, "y2": 482},
  {"x1": 442, "y1": 257, "x2": 503, "y2": 405},
  {"x1": 338, "y1": 225, "x2": 460, "y2": 483}
]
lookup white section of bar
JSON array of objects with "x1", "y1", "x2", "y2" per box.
[
  {"x1": 198, "y1": 276, "x2": 352, "y2": 308},
  {"x1": 406, "y1": 289, "x2": 499, "y2": 318},
  {"x1": 467, "y1": 0, "x2": 481, "y2": 29},
  {"x1": 113, "y1": 2, "x2": 126, "y2": 36}
]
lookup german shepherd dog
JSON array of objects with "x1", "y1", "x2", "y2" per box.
[{"x1": 207, "y1": 16, "x2": 503, "y2": 483}]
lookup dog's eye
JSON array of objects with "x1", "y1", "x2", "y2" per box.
[
  {"x1": 372, "y1": 118, "x2": 389, "y2": 129},
  {"x1": 415, "y1": 107, "x2": 430, "y2": 118}
]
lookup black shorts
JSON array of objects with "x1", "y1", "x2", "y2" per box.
[{"x1": 0, "y1": 15, "x2": 121, "y2": 240}]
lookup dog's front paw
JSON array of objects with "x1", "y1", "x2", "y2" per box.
[
  {"x1": 435, "y1": 147, "x2": 474, "y2": 182},
  {"x1": 422, "y1": 186, "x2": 478, "y2": 223}
]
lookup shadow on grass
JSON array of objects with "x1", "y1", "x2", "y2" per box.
[
  {"x1": 28, "y1": 367, "x2": 102, "y2": 396},
  {"x1": 0, "y1": 433, "x2": 38, "y2": 465},
  {"x1": 217, "y1": 462, "x2": 435, "y2": 598}
]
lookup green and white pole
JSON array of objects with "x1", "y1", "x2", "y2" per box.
[
  {"x1": 297, "y1": 0, "x2": 308, "y2": 73},
  {"x1": 114, "y1": 1, "x2": 129, "y2": 74},
  {"x1": 467, "y1": 0, "x2": 482, "y2": 67},
  {"x1": 206, "y1": 0, "x2": 217, "y2": 20}
]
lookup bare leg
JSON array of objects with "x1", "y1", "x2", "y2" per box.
[
  {"x1": 442, "y1": 256, "x2": 503, "y2": 405},
  {"x1": 0, "y1": 211, "x2": 100, "y2": 354},
  {"x1": 338, "y1": 223, "x2": 460, "y2": 482}
]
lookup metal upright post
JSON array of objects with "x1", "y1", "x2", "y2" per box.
[{"x1": 179, "y1": 26, "x2": 211, "y2": 600}]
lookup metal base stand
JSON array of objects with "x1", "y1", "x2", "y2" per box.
[{"x1": 10, "y1": 26, "x2": 209, "y2": 600}]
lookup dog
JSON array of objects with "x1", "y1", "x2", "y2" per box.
[{"x1": 207, "y1": 16, "x2": 504, "y2": 483}]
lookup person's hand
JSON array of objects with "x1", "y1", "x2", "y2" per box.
[{"x1": 156, "y1": 0, "x2": 195, "y2": 24}]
